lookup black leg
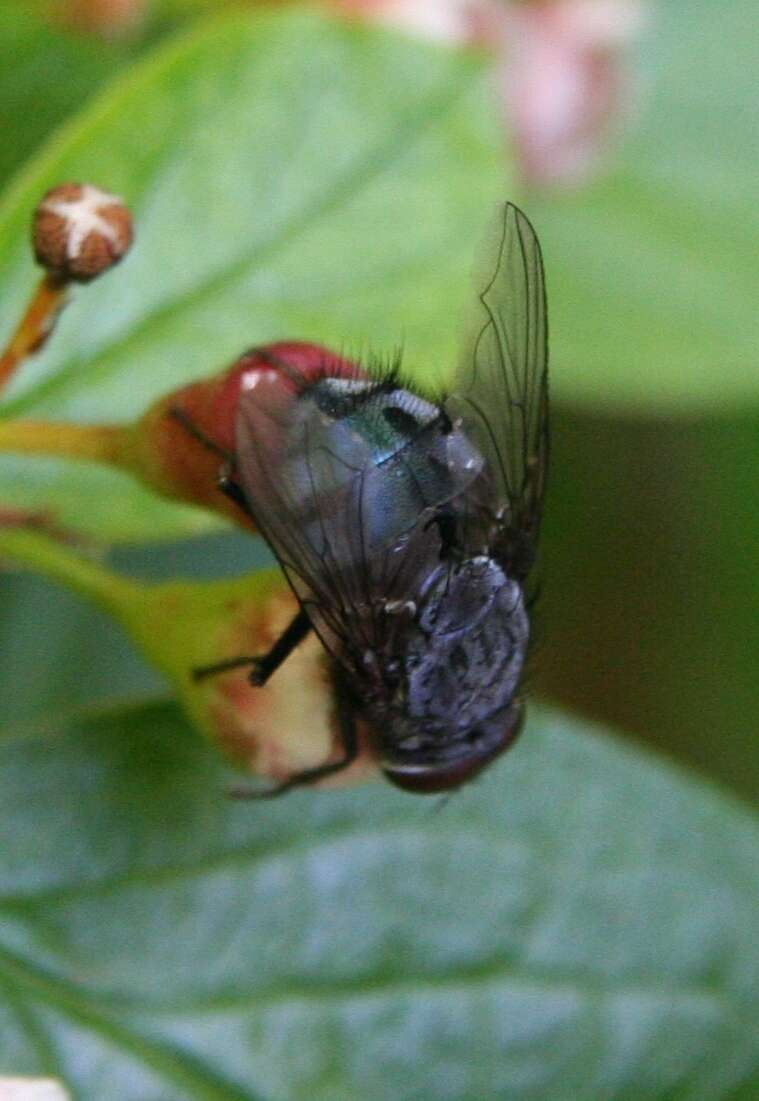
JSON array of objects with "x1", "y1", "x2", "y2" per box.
[
  {"x1": 424, "y1": 508, "x2": 457, "y2": 559},
  {"x1": 169, "y1": 407, "x2": 257, "y2": 523},
  {"x1": 217, "y1": 465, "x2": 257, "y2": 523},
  {"x1": 192, "y1": 608, "x2": 312, "y2": 685},
  {"x1": 226, "y1": 687, "x2": 359, "y2": 799},
  {"x1": 168, "y1": 406, "x2": 234, "y2": 462}
]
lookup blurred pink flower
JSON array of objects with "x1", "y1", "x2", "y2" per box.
[
  {"x1": 57, "y1": 0, "x2": 146, "y2": 37},
  {"x1": 333, "y1": 0, "x2": 646, "y2": 186},
  {"x1": 501, "y1": 0, "x2": 646, "y2": 185},
  {"x1": 331, "y1": 0, "x2": 498, "y2": 45}
]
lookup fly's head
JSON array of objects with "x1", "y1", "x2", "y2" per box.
[{"x1": 361, "y1": 555, "x2": 529, "y2": 793}]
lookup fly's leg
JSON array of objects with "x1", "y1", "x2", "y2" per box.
[
  {"x1": 192, "y1": 609, "x2": 312, "y2": 685},
  {"x1": 436, "y1": 512, "x2": 457, "y2": 559},
  {"x1": 169, "y1": 406, "x2": 256, "y2": 524},
  {"x1": 172, "y1": 406, "x2": 310, "y2": 682},
  {"x1": 247, "y1": 609, "x2": 312, "y2": 686},
  {"x1": 226, "y1": 687, "x2": 359, "y2": 799},
  {"x1": 424, "y1": 509, "x2": 457, "y2": 559},
  {"x1": 168, "y1": 406, "x2": 233, "y2": 462},
  {"x1": 217, "y1": 467, "x2": 257, "y2": 523}
]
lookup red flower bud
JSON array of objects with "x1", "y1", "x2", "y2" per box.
[{"x1": 128, "y1": 342, "x2": 362, "y2": 527}]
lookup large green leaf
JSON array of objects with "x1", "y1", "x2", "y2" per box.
[
  {"x1": 532, "y1": 0, "x2": 758, "y2": 414},
  {"x1": 0, "y1": 6, "x2": 132, "y2": 189},
  {"x1": 0, "y1": 7, "x2": 503, "y2": 541},
  {"x1": 1, "y1": 699, "x2": 757, "y2": 1100}
]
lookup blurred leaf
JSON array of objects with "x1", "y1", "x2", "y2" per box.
[
  {"x1": 0, "y1": 528, "x2": 271, "y2": 736},
  {"x1": 532, "y1": 0, "x2": 758, "y2": 414},
  {"x1": 1, "y1": 701, "x2": 757, "y2": 1099},
  {"x1": 0, "y1": 4, "x2": 158, "y2": 189},
  {"x1": 0, "y1": 565, "x2": 162, "y2": 731},
  {"x1": 0, "y1": 7, "x2": 503, "y2": 541},
  {"x1": 538, "y1": 409, "x2": 759, "y2": 804}
]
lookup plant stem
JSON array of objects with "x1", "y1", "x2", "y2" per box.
[
  {"x1": 0, "y1": 275, "x2": 70, "y2": 393},
  {"x1": 0, "y1": 419, "x2": 129, "y2": 464}
]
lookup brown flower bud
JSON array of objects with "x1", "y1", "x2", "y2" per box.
[{"x1": 32, "y1": 182, "x2": 133, "y2": 283}]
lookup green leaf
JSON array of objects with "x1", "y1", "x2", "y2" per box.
[
  {"x1": 0, "y1": 8, "x2": 503, "y2": 541},
  {"x1": 0, "y1": 6, "x2": 129, "y2": 189},
  {"x1": 1, "y1": 701, "x2": 757, "y2": 1100},
  {"x1": 532, "y1": 0, "x2": 759, "y2": 414},
  {"x1": 0, "y1": 3, "x2": 181, "y2": 188},
  {"x1": 0, "y1": 560, "x2": 162, "y2": 732}
]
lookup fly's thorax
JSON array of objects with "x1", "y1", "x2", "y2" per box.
[
  {"x1": 360, "y1": 556, "x2": 529, "y2": 790},
  {"x1": 281, "y1": 377, "x2": 484, "y2": 558}
]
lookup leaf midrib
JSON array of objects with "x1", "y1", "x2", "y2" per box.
[
  {"x1": 0, "y1": 940, "x2": 745, "y2": 1035},
  {"x1": 0, "y1": 945, "x2": 266, "y2": 1101},
  {"x1": 1, "y1": 825, "x2": 751, "y2": 1023}
]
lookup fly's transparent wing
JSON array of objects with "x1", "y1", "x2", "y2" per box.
[
  {"x1": 234, "y1": 372, "x2": 440, "y2": 666},
  {"x1": 446, "y1": 202, "x2": 548, "y2": 579}
]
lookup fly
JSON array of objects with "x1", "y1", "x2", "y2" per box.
[{"x1": 176, "y1": 203, "x2": 549, "y2": 796}]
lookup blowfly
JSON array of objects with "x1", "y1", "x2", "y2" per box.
[{"x1": 179, "y1": 202, "x2": 548, "y2": 795}]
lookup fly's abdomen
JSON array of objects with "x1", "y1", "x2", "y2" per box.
[{"x1": 405, "y1": 557, "x2": 529, "y2": 732}]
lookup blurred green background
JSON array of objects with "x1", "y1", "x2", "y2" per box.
[{"x1": 0, "y1": 4, "x2": 757, "y2": 1098}]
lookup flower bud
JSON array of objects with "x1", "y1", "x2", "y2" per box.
[
  {"x1": 128, "y1": 342, "x2": 361, "y2": 527},
  {"x1": 187, "y1": 587, "x2": 373, "y2": 787},
  {"x1": 33, "y1": 182, "x2": 133, "y2": 283}
]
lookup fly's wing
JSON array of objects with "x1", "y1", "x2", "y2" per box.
[
  {"x1": 446, "y1": 203, "x2": 548, "y2": 580},
  {"x1": 234, "y1": 373, "x2": 439, "y2": 666}
]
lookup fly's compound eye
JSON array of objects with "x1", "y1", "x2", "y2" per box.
[{"x1": 382, "y1": 703, "x2": 524, "y2": 794}]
